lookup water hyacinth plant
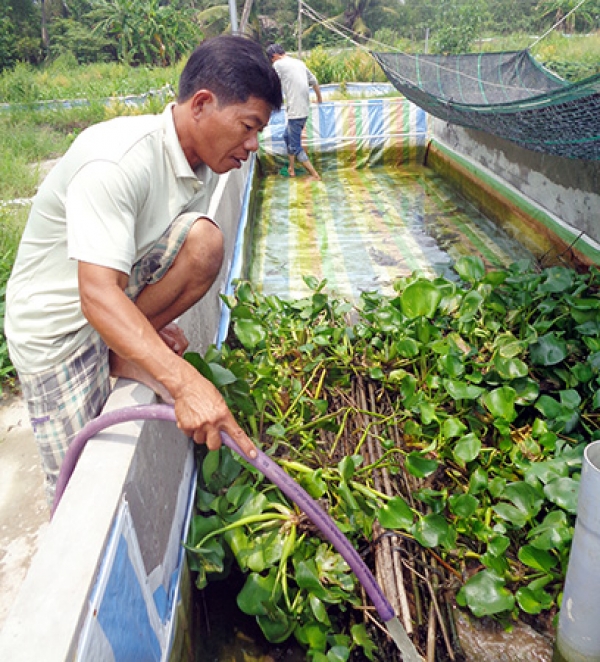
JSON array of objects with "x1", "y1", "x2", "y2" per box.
[{"x1": 185, "y1": 257, "x2": 600, "y2": 659}]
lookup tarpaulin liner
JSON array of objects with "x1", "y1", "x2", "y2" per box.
[
  {"x1": 248, "y1": 165, "x2": 540, "y2": 303},
  {"x1": 259, "y1": 96, "x2": 430, "y2": 171}
]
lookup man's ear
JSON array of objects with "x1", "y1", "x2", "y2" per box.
[{"x1": 190, "y1": 89, "x2": 216, "y2": 121}]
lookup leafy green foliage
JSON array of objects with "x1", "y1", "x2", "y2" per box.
[
  {"x1": 536, "y1": 0, "x2": 600, "y2": 34},
  {"x1": 0, "y1": 208, "x2": 27, "y2": 393},
  {"x1": 1, "y1": 0, "x2": 599, "y2": 76},
  {"x1": 85, "y1": 0, "x2": 199, "y2": 66},
  {"x1": 186, "y1": 260, "x2": 600, "y2": 653},
  {"x1": 48, "y1": 18, "x2": 115, "y2": 65},
  {"x1": 431, "y1": 0, "x2": 486, "y2": 54},
  {"x1": 186, "y1": 442, "x2": 371, "y2": 659},
  {"x1": 0, "y1": 0, "x2": 42, "y2": 71}
]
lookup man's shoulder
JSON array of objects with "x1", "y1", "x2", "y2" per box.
[
  {"x1": 276, "y1": 55, "x2": 305, "y2": 71},
  {"x1": 85, "y1": 113, "x2": 162, "y2": 142},
  {"x1": 73, "y1": 112, "x2": 165, "y2": 161}
]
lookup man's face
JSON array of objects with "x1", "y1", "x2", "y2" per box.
[{"x1": 187, "y1": 92, "x2": 272, "y2": 173}]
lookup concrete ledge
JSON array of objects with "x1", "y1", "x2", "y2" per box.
[
  {"x1": 426, "y1": 135, "x2": 600, "y2": 269},
  {"x1": 430, "y1": 119, "x2": 600, "y2": 268},
  {"x1": 0, "y1": 381, "x2": 188, "y2": 660}
]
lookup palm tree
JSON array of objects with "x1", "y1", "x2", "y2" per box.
[
  {"x1": 300, "y1": 0, "x2": 403, "y2": 46},
  {"x1": 239, "y1": 0, "x2": 254, "y2": 32},
  {"x1": 195, "y1": 2, "x2": 233, "y2": 36},
  {"x1": 536, "y1": 0, "x2": 598, "y2": 33},
  {"x1": 299, "y1": 0, "x2": 373, "y2": 42},
  {"x1": 341, "y1": 0, "x2": 373, "y2": 38},
  {"x1": 87, "y1": 0, "x2": 197, "y2": 65}
]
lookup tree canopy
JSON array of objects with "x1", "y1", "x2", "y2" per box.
[{"x1": 0, "y1": 0, "x2": 598, "y2": 72}]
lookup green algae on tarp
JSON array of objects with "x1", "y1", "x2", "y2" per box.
[{"x1": 247, "y1": 165, "x2": 539, "y2": 303}]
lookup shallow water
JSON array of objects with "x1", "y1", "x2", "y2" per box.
[
  {"x1": 248, "y1": 165, "x2": 539, "y2": 302},
  {"x1": 194, "y1": 575, "x2": 305, "y2": 662}
]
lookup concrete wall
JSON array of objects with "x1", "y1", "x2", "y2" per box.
[
  {"x1": 0, "y1": 158, "x2": 254, "y2": 662},
  {"x1": 179, "y1": 163, "x2": 252, "y2": 351},
  {"x1": 430, "y1": 120, "x2": 600, "y2": 267}
]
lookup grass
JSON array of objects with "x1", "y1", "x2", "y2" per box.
[
  {"x1": 0, "y1": 53, "x2": 183, "y2": 104},
  {"x1": 304, "y1": 46, "x2": 390, "y2": 85},
  {"x1": 0, "y1": 206, "x2": 28, "y2": 393},
  {"x1": 476, "y1": 31, "x2": 600, "y2": 80},
  {"x1": 532, "y1": 31, "x2": 600, "y2": 80}
]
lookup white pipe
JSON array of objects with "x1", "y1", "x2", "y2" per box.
[
  {"x1": 228, "y1": 0, "x2": 238, "y2": 33},
  {"x1": 554, "y1": 440, "x2": 600, "y2": 661}
]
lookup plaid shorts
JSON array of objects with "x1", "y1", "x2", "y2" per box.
[{"x1": 18, "y1": 214, "x2": 197, "y2": 503}]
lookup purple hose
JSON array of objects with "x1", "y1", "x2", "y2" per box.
[{"x1": 52, "y1": 403, "x2": 396, "y2": 623}]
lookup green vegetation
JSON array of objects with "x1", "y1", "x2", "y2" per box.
[
  {"x1": 0, "y1": 208, "x2": 26, "y2": 391},
  {"x1": 304, "y1": 46, "x2": 389, "y2": 85},
  {"x1": 1, "y1": 0, "x2": 599, "y2": 72},
  {"x1": 186, "y1": 260, "x2": 600, "y2": 657},
  {"x1": 0, "y1": 53, "x2": 182, "y2": 104},
  {"x1": 533, "y1": 31, "x2": 600, "y2": 80},
  {"x1": 0, "y1": 8, "x2": 598, "y2": 654}
]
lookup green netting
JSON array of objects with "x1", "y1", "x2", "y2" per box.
[{"x1": 372, "y1": 50, "x2": 600, "y2": 161}]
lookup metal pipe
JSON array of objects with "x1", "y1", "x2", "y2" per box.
[
  {"x1": 554, "y1": 440, "x2": 600, "y2": 662},
  {"x1": 228, "y1": 0, "x2": 238, "y2": 33}
]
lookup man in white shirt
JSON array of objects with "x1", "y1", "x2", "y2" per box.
[
  {"x1": 267, "y1": 44, "x2": 323, "y2": 180},
  {"x1": 5, "y1": 35, "x2": 282, "y2": 503}
]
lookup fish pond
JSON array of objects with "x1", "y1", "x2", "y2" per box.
[
  {"x1": 248, "y1": 164, "x2": 540, "y2": 303},
  {"x1": 187, "y1": 161, "x2": 592, "y2": 662}
]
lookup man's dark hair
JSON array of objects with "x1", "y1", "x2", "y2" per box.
[
  {"x1": 266, "y1": 43, "x2": 285, "y2": 60},
  {"x1": 178, "y1": 35, "x2": 282, "y2": 110}
]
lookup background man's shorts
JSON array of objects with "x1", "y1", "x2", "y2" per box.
[{"x1": 283, "y1": 117, "x2": 309, "y2": 162}]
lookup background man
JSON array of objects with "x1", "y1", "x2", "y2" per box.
[
  {"x1": 267, "y1": 43, "x2": 323, "y2": 180},
  {"x1": 5, "y1": 35, "x2": 282, "y2": 504}
]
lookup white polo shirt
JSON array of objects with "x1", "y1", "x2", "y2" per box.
[
  {"x1": 5, "y1": 103, "x2": 218, "y2": 373},
  {"x1": 273, "y1": 56, "x2": 318, "y2": 119}
]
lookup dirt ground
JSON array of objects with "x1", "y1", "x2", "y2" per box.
[
  {"x1": 0, "y1": 394, "x2": 49, "y2": 629},
  {"x1": 0, "y1": 160, "x2": 58, "y2": 629}
]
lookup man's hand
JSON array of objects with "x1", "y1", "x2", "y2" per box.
[
  {"x1": 314, "y1": 83, "x2": 323, "y2": 105},
  {"x1": 173, "y1": 369, "x2": 257, "y2": 460}
]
